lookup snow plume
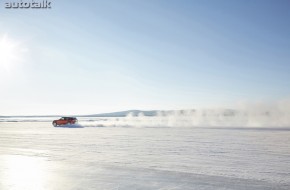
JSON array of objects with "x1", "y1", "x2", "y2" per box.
[{"x1": 79, "y1": 99, "x2": 290, "y2": 128}]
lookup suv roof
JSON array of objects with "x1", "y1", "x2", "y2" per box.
[{"x1": 61, "y1": 117, "x2": 77, "y2": 119}]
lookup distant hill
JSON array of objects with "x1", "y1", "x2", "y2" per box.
[
  {"x1": 82, "y1": 109, "x2": 241, "y2": 117},
  {"x1": 0, "y1": 110, "x2": 158, "y2": 118},
  {"x1": 1, "y1": 109, "x2": 241, "y2": 118}
]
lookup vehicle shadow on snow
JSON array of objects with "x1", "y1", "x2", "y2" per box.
[{"x1": 54, "y1": 124, "x2": 84, "y2": 128}]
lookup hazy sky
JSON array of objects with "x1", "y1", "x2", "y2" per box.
[{"x1": 0, "y1": 0, "x2": 290, "y2": 115}]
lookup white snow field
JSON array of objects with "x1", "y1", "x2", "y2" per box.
[{"x1": 0, "y1": 118, "x2": 290, "y2": 190}]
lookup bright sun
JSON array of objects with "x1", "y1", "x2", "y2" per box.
[{"x1": 0, "y1": 34, "x2": 26, "y2": 71}]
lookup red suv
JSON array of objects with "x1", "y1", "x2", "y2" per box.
[{"x1": 52, "y1": 117, "x2": 78, "y2": 127}]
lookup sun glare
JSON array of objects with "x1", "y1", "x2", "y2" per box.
[
  {"x1": 1, "y1": 155, "x2": 47, "y2": 190},
  {"x1": 0, "y1": 34, "x2": 26, "y2": 71}
]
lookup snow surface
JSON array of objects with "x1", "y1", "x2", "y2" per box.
[{"x1": 0, "y1": 118, "x2": 290, "y2": 190}]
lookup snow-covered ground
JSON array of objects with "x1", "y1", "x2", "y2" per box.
[{"x1": 0, "y1": 118, "x2": 290, "y2": 190}]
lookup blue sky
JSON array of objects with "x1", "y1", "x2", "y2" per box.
[{"x1": 0, "y1": 0, "x2": 289, "y2": 115}]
